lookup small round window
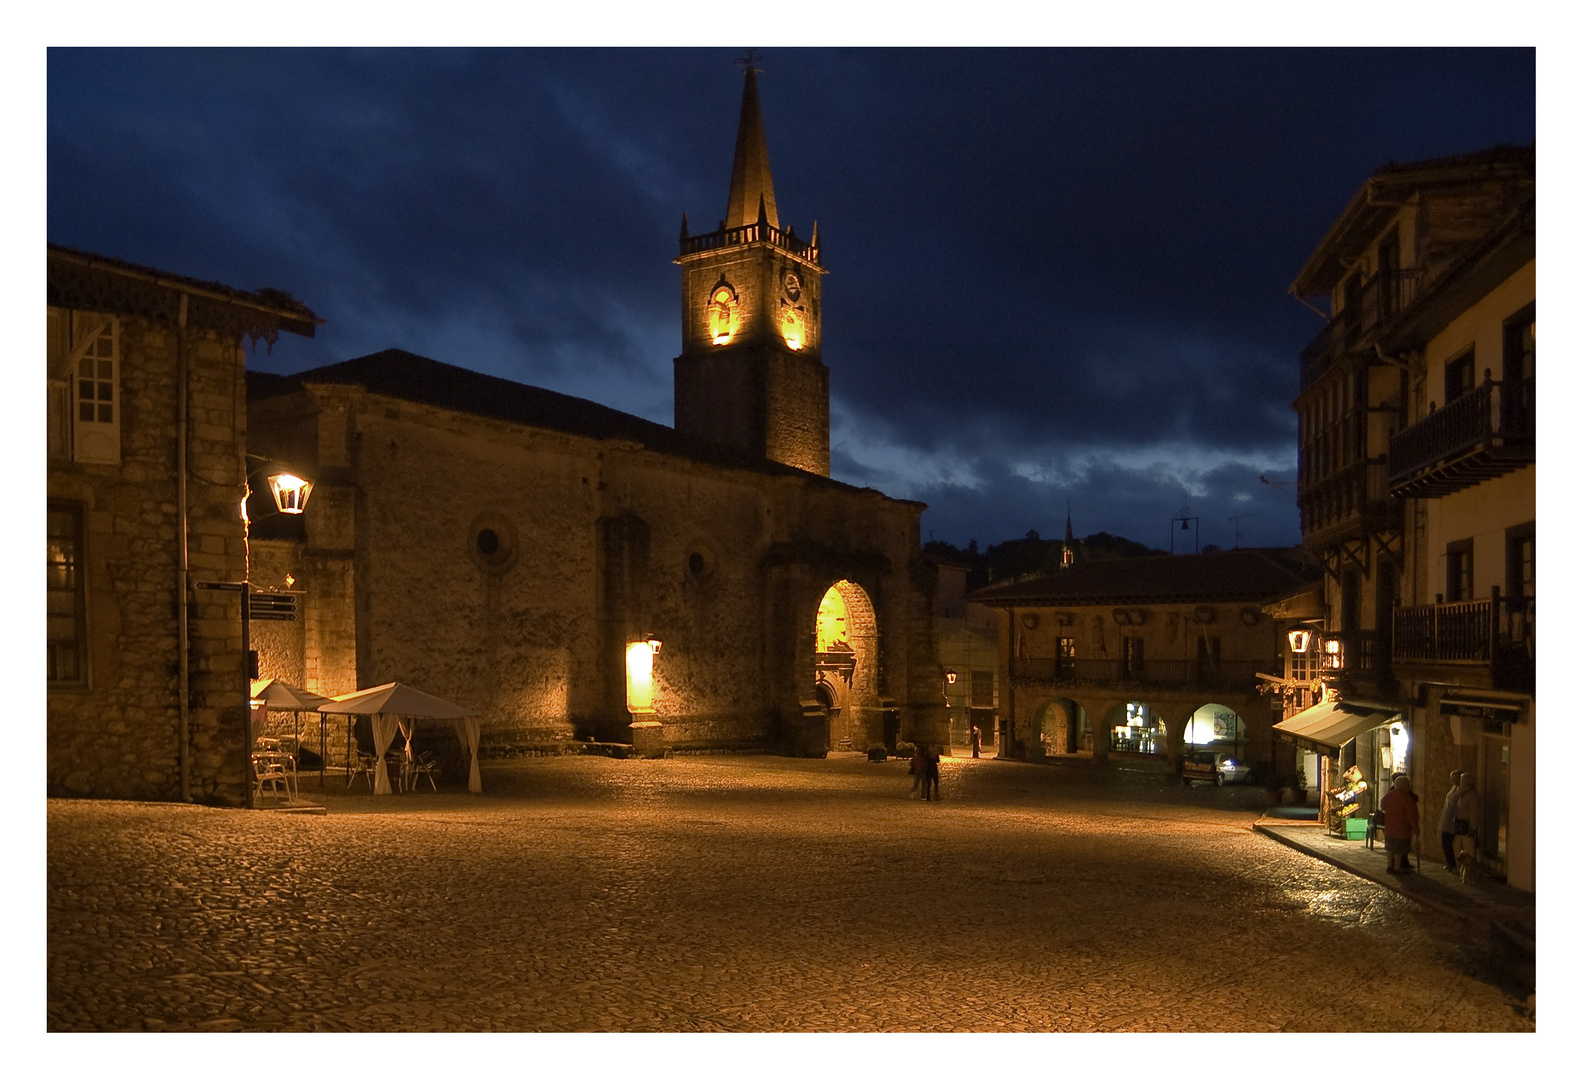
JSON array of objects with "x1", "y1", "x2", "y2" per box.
[
  {"x1": 468, "y1": 514, "x2": 518, "y2": 574},
  {"x1": 684, "y1": 539, "x2": 717, "y2": 583}
]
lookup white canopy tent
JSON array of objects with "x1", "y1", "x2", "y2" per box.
[
  {"x1": 250, "y1": 678, "x2": 336, "y2": 788},
  {"x1": 318, "y1": 682, "x2": 482, "y2": 794}
]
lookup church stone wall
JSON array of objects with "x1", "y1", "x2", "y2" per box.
[
  {"x1": 253, "y1": 379, "x2": 935, "y2": 759},
  {"x1": 48, "y1": 319, "x2": 252, "y2": 804}
]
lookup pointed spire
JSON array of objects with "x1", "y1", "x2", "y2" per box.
[
  {"x1": 1064, "y1": 503, "x2": 1074, "y2": 545},
  {"x1": 679, "y1": 211, "x2": 690, "y2": 241},
  {"x1": 725, "y1": 65, "x2": 779, "y2": 230}
]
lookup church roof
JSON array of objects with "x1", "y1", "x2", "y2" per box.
[
  {"x1": 249, "y1": 348, "x2": 905, "y2": 498},
  {"x1": 968, "y1": 548, "x2": 1314, "y2": 608},
  {"x1": 724, "y1": 66, "x2": 778, "y2": 230}
]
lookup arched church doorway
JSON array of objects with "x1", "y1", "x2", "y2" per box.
[
  {"x1": 815, "y1": 580, "x2": 879, "y2": 751},
  {"x1": 1033, "y1": 698, "x2": 1085, "y2": 757},
  {"x1": 1105, "y1": 701, "x2": 1165, "y2": 755}
]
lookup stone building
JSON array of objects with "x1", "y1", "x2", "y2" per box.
[
  {"x1": 970, "y1": 549, "x2": 1315, "y2": 773},
  {"x1": 1280, "y1": 145, "x2": 1535, "y2": 889},
  {"x1": 245, "y1": 68, "x2": 943, "y2": 761},
  {"x1": 46, "y1": 245, "x2": 320, "y2": 803},
  {"x1": 927, "y1": 554, "x2": 999, "y2": 751}
]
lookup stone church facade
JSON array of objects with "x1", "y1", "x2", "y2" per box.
[{"x1": 246, "y1": 68, "x2": 944, "y2": 762}]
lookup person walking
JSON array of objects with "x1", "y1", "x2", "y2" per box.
[
  {"x1": 909, "y1": 746, "x2": 925, "y2": 798},
  {"x1": 1453, "y1": 772, "x2": 1482, "y2": 878},
  {"x1": 970, "y1": 725, "x2": 982, "y2": 758},
  {"x1": 923, "y1": 746, "x2": 941, "y2": 801},
  {"x1": 1379, "y1": 773, "x2": 1419, "y2": 875},
  {"x1": 1438, "y1": 770, "x2": 1463, "y2": 872}
]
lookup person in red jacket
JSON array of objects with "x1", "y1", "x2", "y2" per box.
[{"x1": 1379, "y1": 773, "x2": 1420, "y2": 875}]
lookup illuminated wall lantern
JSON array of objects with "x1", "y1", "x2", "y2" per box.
[
  {"x1": 1287, "y1": 628, "x2": 1312, "y2": 654},
  {"x1": 946, "y1": 669, "x2": 958, "y2": 685},
  {"x1": 267, "y1": 472, "x2": 314, "y2": 514},
  {"x1": 1323, "y1": 636, "x2": 1343, "y2": 670},
  {"x1": 625, "y1": 637, "x2": 662, "y2": 714}
]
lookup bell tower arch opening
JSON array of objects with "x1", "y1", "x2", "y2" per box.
[{"x1": 814, "y1": 580, "x2": 879, "y2": 751}]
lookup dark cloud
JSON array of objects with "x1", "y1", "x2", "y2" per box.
[{"x1": 47, "y1": 46, "x2": 1535, "y2": 548}]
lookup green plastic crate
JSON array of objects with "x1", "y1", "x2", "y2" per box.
[{"x1": 1343, "y1": 817, "x2": 1369, "y2": 840}]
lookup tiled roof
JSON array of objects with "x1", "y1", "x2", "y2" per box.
[
  {"x1": 48, "y1": 244, "x2": 320, "y2": 334},
  {"x1": 248, "y1": 349, "x2": 896, "y2": 496},
  {"x1": 968, "y1": 548, "x2": 1315, "y2": 607}
]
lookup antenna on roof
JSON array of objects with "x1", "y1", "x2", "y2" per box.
[
  {"x1": 1228, "y1": 514, "x2": 1255, "y2": 550},
  {"x1": 737, "y1": 48, "x2": 764, "y2": 75}
]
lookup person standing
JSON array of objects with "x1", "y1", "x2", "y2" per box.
[
  {"x1": 1379, "y1": 773, "x2": 1419, "y2": 875},
  {"x1": 1453, "y1": 772, "x2": 1483, "y2": 876},
  {"x1": 923, "y1": 746, "x2": 941, "y2": 801},
  {"x1": 970, "y1": 725, "x2": 982, "y2": 758},
  {"x1": 1438, "y1": 770, "x2": 1463, "y2": 872},
  {"x1": 909, "y1": 746, "x2": 924, "y2": 798}
]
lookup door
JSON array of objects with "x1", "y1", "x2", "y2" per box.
[{"x1": 1480, "y1": 733, "x2": 1511, "y2": 878}]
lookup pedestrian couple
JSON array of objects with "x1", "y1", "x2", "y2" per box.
[
  {"x1": 1438, "y1": 770, "x2": 1482, "y2": 874},
  {"x1": 909, "y1": 745, "x2": 941, "y2": 800}
]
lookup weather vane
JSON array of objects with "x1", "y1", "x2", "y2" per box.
[{"x1": 737, "y1": 49, "x2": 764, "y2": 75}]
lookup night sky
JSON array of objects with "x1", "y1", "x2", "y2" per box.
[{"x1": 46, "y1": 47, "x2": 1536, "y2": 552}]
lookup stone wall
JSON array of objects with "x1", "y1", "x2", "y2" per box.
[{"x1": 47, "y1": 316, "x2": 251, "y2": 804}]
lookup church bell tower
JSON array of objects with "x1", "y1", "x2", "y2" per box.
[{"x1": 674, "y1": 64, "x2": 830, "y2": 476}]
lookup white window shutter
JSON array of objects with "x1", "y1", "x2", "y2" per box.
[{"x1": 69, "y1": 313, "x2": 120, "y2": 466}]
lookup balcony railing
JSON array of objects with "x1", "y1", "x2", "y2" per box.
[
  {"x1": 1394, "y1": 584, "x2": 1532, "y2": 657},
  {"x1": 1010, "y1": 656, "x2": 1264, "y2": 691},
  {"x1": 1299, "y1": 270, "x2": 1419, "y2": 391},
  {"x1": 1387, "y1": 377, "x2": 1535, "y2": 497},
  {"x1": 679, "y1": 221, "x2": 820, "y2": 263},
  {"x1": 1298, "y1": 460, "x2": 1395, "y2": 544}
]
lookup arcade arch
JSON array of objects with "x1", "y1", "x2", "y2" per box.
[
  {"x1": 1103, "y1": 701, "x2": 1166, "y2": 755},
  {"x1": 1032, "y1": 698, "x2": 1088, "y2": 756},
  {"x1": 1183, "y1": 702, "x2": 1248, "y2": 759}
]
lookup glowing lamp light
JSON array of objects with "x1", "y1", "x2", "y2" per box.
[
  {"x1": 268, "y1": 472, "x2": 313, "y2": 514},
  {"x1": 626, "y1": 638, "x2": 661, "y2": 714},
  {"x1": 782, "y1": 310, "x2": 805, "y2": 351},
  {"x1": 1287, "y1": 628, "x2": 1312, "y2": 654},
  {"x1": 946, "y1": 669, "x2": 958, "y2": 685}
]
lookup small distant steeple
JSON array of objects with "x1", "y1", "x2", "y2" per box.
[
  {"x1": 679, "y1": 212, "x2": 690, "y2": 241},
  {"x1": 1061, "y1": 504, "x2": 1076, "y2": 568},
  {"x1": 725, "y1": 61, "x2": 779, "y2": 230}
]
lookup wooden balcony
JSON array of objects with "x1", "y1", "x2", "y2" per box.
[
  {"x1": 1009, "y1": 656, "x2": 1264, "y2": 694},
  {"x1": 1299, "y1": 270, "x2": 1419, "y2": 391},
  {"x1": 1297, "y1": 460, "x2": 1399, "y2": 550},
  {"x1": 1387, "y1": 377, "x2": 1534, "y2": 498},
  {"x1": 1392, "y1": 588, "x2": 1534, "y2": 694}
]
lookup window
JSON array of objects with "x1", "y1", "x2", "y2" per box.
[
  {"x1": 47, "y1": 309, "x2": 121, "y2": 465},
  {"x1": 1446, "y1": 539, "x2": 1474, "y2": 603},
  {"x1": 1444, "y1": 348, "x2": 1476, "y2": 407},
  {"x1": 970, "y1": 670, "x2": 993, "y2": 708},
  {"x1": 1502, "y1": 303, "x2": 1535, "y2": 435},
  {"x1": 1055, "y1": 636, "x2": 1076, "y2": 675},
  {"x1": 1505, "y1": 523, "x2": 1534, "y2": 602},
  {"x1": 1122, "y1": 636, "x2": 1144, "y2": 678},
  {"x1": 48, "y1": 503, "x2": 87, "y2": 686},
  {"x1": 1196, "y1": 635, "x2": 1221, "y2": 677}
]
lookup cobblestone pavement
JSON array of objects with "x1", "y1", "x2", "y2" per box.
[{"x1": 46, "y1": 753, "x2": 1535, "y2": 1032}]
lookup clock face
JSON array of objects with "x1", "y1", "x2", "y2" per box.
[{"x1": 783, "y1": 271, "x2": 801, "y2": 301}]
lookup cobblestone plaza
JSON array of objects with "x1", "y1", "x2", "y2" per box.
[{"x1": 47, "y1": 753, "x2": 1534, "y2": 1033}]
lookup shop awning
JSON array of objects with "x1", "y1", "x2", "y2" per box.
[{"x1": 1273, "y1": 699, "x2": 1397, "y2": 756}]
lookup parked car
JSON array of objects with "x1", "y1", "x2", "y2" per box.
[{"x1": 1181, "y1": 750, "x2": 1251, "y2": 786}]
